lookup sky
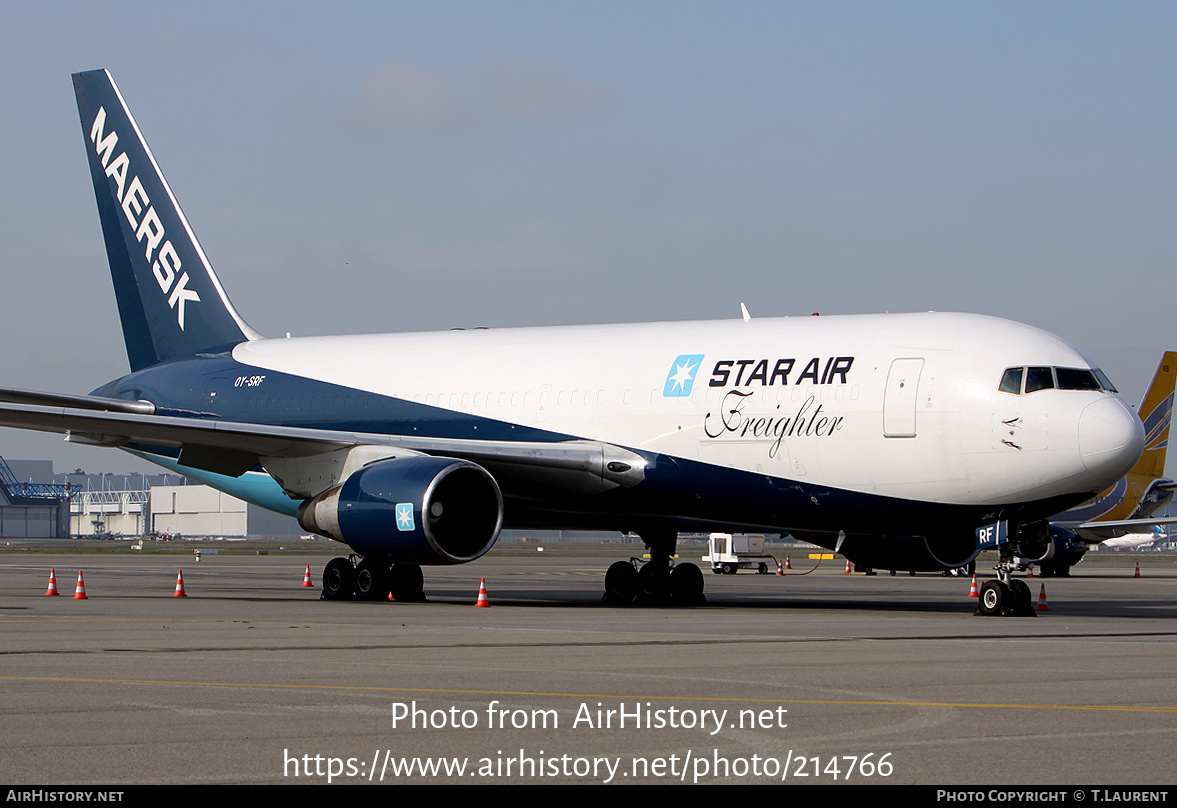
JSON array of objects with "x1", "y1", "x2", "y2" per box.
[{"x1": 0, "y1": 2, "x2": 1174, "y2": 476}]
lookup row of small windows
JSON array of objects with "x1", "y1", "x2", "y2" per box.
[
  {"x1": 236, "y1": 383, "x2": 862, "y2": 414},
  {"x1": 998, "y1": 366, "x2": 1116, "y2": 396}
]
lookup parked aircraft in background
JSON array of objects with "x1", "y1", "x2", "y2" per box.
[
  {"x1": 1097, "y1": 525, "x2": 1167, "y2": 551},
  {"x1": 0, "y1": 70, "x2": 1146, "y2": 614}
]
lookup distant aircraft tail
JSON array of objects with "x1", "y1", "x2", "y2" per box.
[
  {"x1": 1133, "y1": 352, "x2": 1176, "y2": 483},
  {"x1": 1119, "y1": 351, "x2": 1177, "y2": 519},
  {"x1": 1077, "y1": 352, "x2": 1176, "y2": 523},
  {"x1": 72, "y1": 69, "x2": 260, "y2": 372}
]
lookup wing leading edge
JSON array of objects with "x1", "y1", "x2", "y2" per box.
[{"x1": 0, "y1": 399, "x2": 646, "y2": 500}]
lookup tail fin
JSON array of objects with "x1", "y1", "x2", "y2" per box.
[
  {"x1": 72, "y1": 69, "x2": 260, "y2": 372},
  {"x1": 1133, "y1": 351, "x2": 1176, "y2": 483},
  {"x1": 1117, "y1": 351, "x2": 1177, "y2": 519}
]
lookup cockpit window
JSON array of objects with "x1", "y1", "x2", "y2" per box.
[
  {"x1": 1056, "y1": 368, "x2": 1101, "y2": 391},
  {"x1": 998, "y1": 365, "x2": 1116, "y2": 395},
  {"x1": 1025, "y1": 366, "x2": 1055, "y2": 393},
  {"x1": 999, "y1": 367, "x2": 1023, "y2": 395}
]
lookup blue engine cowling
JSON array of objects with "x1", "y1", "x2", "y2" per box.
[
  {"x1": 297, "y1": 456, "x2": 503, "y2": 564},
  {"x1": 1038, "y1": 523, "x2": 1087, "y2": 576}
]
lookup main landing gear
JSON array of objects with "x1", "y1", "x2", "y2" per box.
[
  {"x1": 320, "y1": 556, "x2": 426, "y2": 602},
  {"x1": 602, "y1": 528, "x2": 705, "y2": 606},
  {"x1": 976, "y1": 557, "x2": 1035, "y2": 617}
]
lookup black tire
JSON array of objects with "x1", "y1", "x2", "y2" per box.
[
  {"x1": 389, "y1": 563, "x2": 425, "y2": 602},
  {"x1": 322, "y1": 557, "x2": 355, "y2": 600},
  {"x1": 669, "y1": 563, "x2": 705, "y2": 605},
  {"x1": 603, "y1": 560, "x2": 639, "y2": 605},
  {"x1": 978, "y1": 580, "x2": 1007, "y2": 616},
  {"x1": 1009, "y1": 579, "x2": 1035, "y2": 616},
  {"x1": 354, "y1": 558, "x2": 388, "y2": 601},
  {"x1": 757, "y1": 563, "x2": 768, "y2": 575},
  {"x1": 721, "y1": 562, "x2": 737, "y2": 575},
  {"x1": 637, "y1": 562, "x2": 671, "y2": 605}
]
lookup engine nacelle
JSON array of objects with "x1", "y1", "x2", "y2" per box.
[{"x1": 297, "y1": 456, "x2": 503, "y2": 564}]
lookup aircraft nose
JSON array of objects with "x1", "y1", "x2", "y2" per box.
[{"x1": 1078, "y1": 397, "x2": 1145, "y2": 484}]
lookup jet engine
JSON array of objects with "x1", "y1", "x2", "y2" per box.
[{"x1": 297, "y1": 456, "x2": 503, "y2": 564}]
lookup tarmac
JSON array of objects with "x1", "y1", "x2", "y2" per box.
[{"x1": 1, "y1": 544, "x2": 1176, "y2": 785}]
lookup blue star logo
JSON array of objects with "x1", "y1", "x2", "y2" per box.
[
  {"x1": 395, "y1": 503, "x2": 415, "y2": 532},
  {"x1": 664, "y1": 354, "x2": 704, "y2": 397}
]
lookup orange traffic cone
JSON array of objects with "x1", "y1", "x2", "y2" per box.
[
  {"x1": 173, "y1": 569, "x2": 187, "y2": 597},
  {"x1": 968, "y1": 574, "x2": 979, "y2": 598},
  {"x1": 1027, "y1": 564, "x2": 1034, "y2": 578},
  {"x1": 475, "y1": 578, "x2": 490, "y2": 607},
  {"x1": 1134, "y1": 561, "x2": 1142, "y2": 578},
  {"x1": 44, "y1": 568, "x2": 59, "y2": 596},
  {"x1": 844, "y1": 559, "x2": 852, "y2": 574},
  {"x1": 776, "y1": 559, "x2": 783, "y2": 576},
  {"x1": 784, "y1": 555, "x2": 791, "y2": 570},
  {"x1": 73, "y1": 571, "x2": 88, "y2": 600},
  {"x1": 1037, "y1": 584, "x2": 1050, "y2": 612},
  {"x1": 301, "y1": 565, "x2": 314, "y2": 587}
]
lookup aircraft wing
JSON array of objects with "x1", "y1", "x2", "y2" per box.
[
  {"x1": 1071, "y1": 516, "x2": 1177, "y2": 544},
  {"x1": 0, "y1": 386, "x2": 156, "y2": 414},
  {"x1": 0, "y1": 398, "x2": 645, "y2": 498}
]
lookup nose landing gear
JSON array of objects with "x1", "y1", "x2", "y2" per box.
[{"x1": 976, "y1": 560, "x2": 1036, "y2": 617}]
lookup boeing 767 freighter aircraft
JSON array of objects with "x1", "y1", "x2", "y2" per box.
[{"x1": 0, "y1": 70, "x2": 1146, "y2": 615}]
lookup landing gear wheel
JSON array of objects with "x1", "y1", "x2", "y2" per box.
[
  {"x1": 603, "y1": 560, "x2": 639, "y2": 605},
  {"x1": 669, "y1": 563, "x2": 705, "y2": 605},
  {"x1": 978, "y1": 580, "x2": 1007, "y2": 616},
  {"x1": 354, "y1": 558, "x2": 388, "y2": 601},
  {"x1": 637, "y1": 562, "x2": 672, "y2": 605},
  {"x1": 321, "y1": 557, "x2": 355, "y2": 600},
  {"x1": 389, "y1": 563, "x2": 425, "y2": 602},
  {"x1": 1008, "y1": 579, "x2": 1035, "y2": 617}
]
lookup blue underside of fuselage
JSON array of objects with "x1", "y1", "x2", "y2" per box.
[{"x1": 97, "y1": 349, "x2": 1088, "y2": 548}]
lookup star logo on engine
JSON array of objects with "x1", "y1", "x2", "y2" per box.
[
  {"x1": 395, "y1": 503, "x2": 415, "y2": 532},
  {"x1": 664, "y1": 354, "x2": 704, "y2": 397}
]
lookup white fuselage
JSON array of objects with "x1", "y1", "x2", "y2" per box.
[{"x1": 228, "y1": 311, "x2": 1142, "y2": 510}]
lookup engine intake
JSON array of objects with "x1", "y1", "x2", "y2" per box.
[{"x1": 297, "y1": 456, "x2": 503, "y2": 564}]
